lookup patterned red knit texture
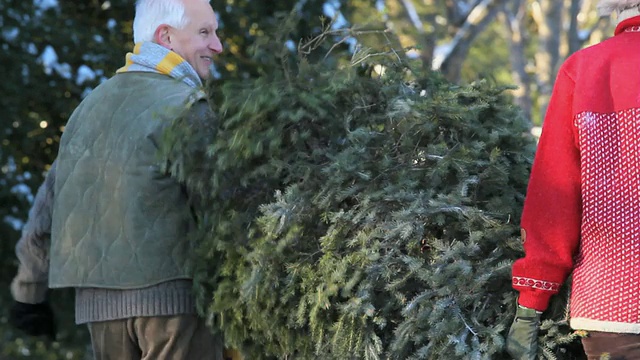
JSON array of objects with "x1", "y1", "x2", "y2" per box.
[{"x1": 572, "y1": 110, "x2": 640, "y2": 323}]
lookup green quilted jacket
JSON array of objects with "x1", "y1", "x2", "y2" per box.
[{"x1": 50, "y1": 72, "x2": 207, "y2": 289}]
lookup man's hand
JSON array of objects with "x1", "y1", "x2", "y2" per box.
[
  {"x1": 8, "y1": 301, "x2": 57, "y2": 341},
  {"x1": 506, "y1": 305, "x2": 541, "y2": 360}
]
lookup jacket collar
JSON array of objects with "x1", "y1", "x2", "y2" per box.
[{"x1": 615, "y1": 12, "x2": 640, "y2": 34}]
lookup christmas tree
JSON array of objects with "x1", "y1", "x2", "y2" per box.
[{"x1": 161, "y1": 17, "x2": 584, "y2": 360}]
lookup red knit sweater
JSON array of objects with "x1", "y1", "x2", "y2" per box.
[{"x1": 512, "y1": 16, "x2": 640, "y2": 333}]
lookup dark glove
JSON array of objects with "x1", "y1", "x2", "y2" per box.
[
  {"x1": 8, "y1": 301, "x2": 57, "y2": 340},
  {"x1": 506, "y1": 305, "x2": 541, "y2": 360}
]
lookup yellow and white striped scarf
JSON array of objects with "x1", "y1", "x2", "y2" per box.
[{"x1": 116, "y1": 42, "x2": 203, "y2": 89}]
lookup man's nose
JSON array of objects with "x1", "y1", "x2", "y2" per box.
[{"x1": 210, "y1": 36, "x2": 223, "y2": 54}]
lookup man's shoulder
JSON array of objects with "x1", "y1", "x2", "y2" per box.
[
  {"x1": 85, "y1": 72, "x2": 197, "y2": 104},
  {"x1": 111, "y1": 72, "x2": 192, "y2": 90}
]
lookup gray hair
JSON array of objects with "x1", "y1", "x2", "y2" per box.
[
  {"x1": 598, "y1": 0, "x2": 640, "y2": 15},
  {"x1": 133, "y1": 0, "x2": 208, "y2": 44}
]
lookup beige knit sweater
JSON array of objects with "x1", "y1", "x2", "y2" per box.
[{"x1": 11, "y1": 161, "x2": 57, "y2": 304}]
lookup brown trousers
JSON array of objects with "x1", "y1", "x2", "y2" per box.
[
  {"x1": 582, "y1": 332, "x2": 640, "y2": 360},
  {"x1": 88, "y1": 315, "x2": 223, "y2": 360}
]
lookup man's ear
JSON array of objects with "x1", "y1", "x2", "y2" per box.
[{"x1": 154, "y1": 24, "x2": 172, "y2": 50}]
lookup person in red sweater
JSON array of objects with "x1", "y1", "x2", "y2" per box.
[{"x1": 506, "y1": 1, "x2": 640, "y2": 359}]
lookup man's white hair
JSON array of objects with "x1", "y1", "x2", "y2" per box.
[
  {"x1": 133, "y1": 0, "x2": 210, "y2": 44},
  {"x1": 598, "y1": 0, "x2": 640, "y2": 15}
]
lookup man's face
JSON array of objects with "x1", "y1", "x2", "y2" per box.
[{"x1": 169, "y1": 0, "x2": 222, "y2": 80}]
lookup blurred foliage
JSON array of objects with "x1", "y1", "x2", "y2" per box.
[{"x1": 0, "y1": 288, "x2": 91, "y2": 359}]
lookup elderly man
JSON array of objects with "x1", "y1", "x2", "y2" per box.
[{"x1": 8, "y1": 0, "x2": 223, "y2": 358}]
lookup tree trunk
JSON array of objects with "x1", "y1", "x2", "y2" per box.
[
  {"x1": 567, "y1": 0, "x2": 582, "y2": 55},
  {"x1": 502, "y1": 0, "x2": 533, "y2": 123},
  {"x1": 385, "y1": 0, "x2": 437, "y2": 70},
  {"x1": 439, "y1": 0, "x2": 504, "y2": 82},
  {"x1": 532, "y1": 0, "x2": 563, "y2": 120}
]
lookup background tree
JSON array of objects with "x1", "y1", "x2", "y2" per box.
[{"x1": 354, "y1": 0, "x2": 611, "y2": 123}]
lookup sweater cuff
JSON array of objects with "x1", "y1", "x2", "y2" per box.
[
  {"x1": 512, "y1": 275, "x2": 562, "y2": 311},
  {"x1": 516, "y1": 289, "x2": 555, "y2": 312},
  {"x1": 10, "y1": 275, "x2": 48, "y2": 304}
]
